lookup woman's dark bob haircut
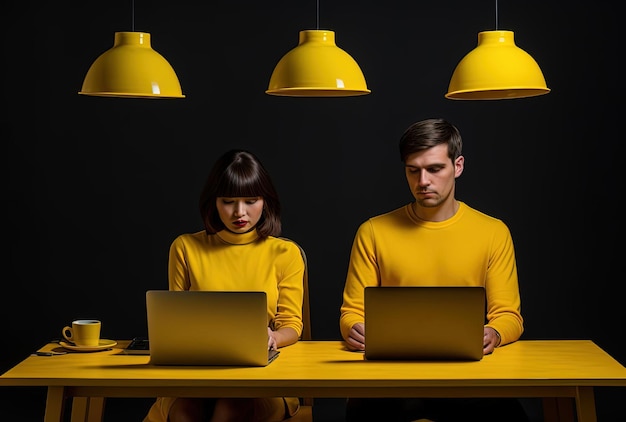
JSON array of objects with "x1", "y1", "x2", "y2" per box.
[{"x1": 199, "y1": 149, "x2": 281, "y2": 238}]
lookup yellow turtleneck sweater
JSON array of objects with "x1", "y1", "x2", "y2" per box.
[
  {"x1": 144, "y1": 229, "x2": 305, "y2": 422},
  {"x1": 168, "y1": 228, "x2": 305, "y2": 335}
]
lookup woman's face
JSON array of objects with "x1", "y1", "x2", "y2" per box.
[{"x1": 216, "y1": 197, "x2": 264, "y2": 233}]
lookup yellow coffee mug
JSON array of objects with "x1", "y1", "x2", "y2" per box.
[{"x1": 62, "y1": 319, "x2": 101, "y2": 347}]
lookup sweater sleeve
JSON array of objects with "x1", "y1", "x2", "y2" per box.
[
  {"x1": 339, "y1": 220, "x2": 378, "y2": 342},
  {"x1": 168, "y1": 235, "x2": 191, "y2": 291},
  {"x1": 484, "y1": 222, "x2": 524, "y2": 346},
  {"x1": 272, "y1": 240, "x2": 305, "y2": 336}
]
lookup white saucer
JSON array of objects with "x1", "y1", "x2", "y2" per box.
[{"x1": 59, "y1": 339, "x2": 117, "y2": 352}]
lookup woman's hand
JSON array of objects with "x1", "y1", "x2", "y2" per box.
[{"x1": 267, "y1": 327, "x2": 278, "y2": 351}]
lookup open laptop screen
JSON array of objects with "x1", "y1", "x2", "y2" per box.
[
  {"x1": 364, "y1": 286, "x2": 485, "y2": 361},
  {"x1": 146, "y1": 290, "x2": 278, "y2": 366}
]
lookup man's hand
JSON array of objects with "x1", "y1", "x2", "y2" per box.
[
  {"x1": 346, "y1": 322, "x2": 365, "y2": 351},
  {"x1": 483, "y1": 327, "x2": 501, "y2": 355}
]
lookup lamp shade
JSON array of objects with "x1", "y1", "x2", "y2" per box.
[
  {"x1": 79, "y1": 32, "x2": 185, "y2": 99},
  {"x1": 266, "y1": 30, "x2": 370, "y2": 97},
  {"x1": 446, "y1": 30, "x2": 549, "y2": 100}
]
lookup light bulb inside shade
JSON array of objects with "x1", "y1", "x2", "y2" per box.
[
  {"x1": 266, "y1": 30, "x2": 370, "y2": 97},
  {"x1": 446, "y1": 30, "x2": 550, "y2": 100},
  {"x1": 79, "y1": 32, "x2": 185, "y2": 99}
]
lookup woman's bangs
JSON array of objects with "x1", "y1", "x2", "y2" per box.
[{"x1": 218, "y1": 172, "x2": 260, "y2": 198}]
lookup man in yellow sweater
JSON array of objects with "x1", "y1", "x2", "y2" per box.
[{"x1": 340, "y1": 118, "x2": 528, "y2": 421}]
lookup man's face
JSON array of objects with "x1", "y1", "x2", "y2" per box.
[{"x1": 404, "y1": 144, "x2": 464, "y2": 208}]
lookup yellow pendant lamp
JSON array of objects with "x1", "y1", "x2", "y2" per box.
[
  {"x1": 78, "y1": 1, "x2": 184, "y2": 99},
  {"x1": 79, "y1": 32, "x2": 184, "y2": 99},
  {"x1": 445, "y1": 2, "x2": 549, "y2": 100},
  {"x1": 266, "y1": 1, "x2": 370, "y2": 97}
]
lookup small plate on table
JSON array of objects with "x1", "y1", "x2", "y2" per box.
[{"x1": 59, "y1": 339, "x2": 118, "y2": 352}]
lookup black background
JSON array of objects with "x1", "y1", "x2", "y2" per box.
[{"x1": 4, "y1": 1, "x2": 624, "y2": 420}]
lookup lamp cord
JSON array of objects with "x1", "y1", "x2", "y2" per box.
[
  {"x1": 316, "y1": 0, "x2": 320, "y2": 29},
  {"x1": 495, "y1": 0, "x2": 498, "y2": 30},
  {"x1": 131, "y1": 0, "x2": 135, "y2": 31}
]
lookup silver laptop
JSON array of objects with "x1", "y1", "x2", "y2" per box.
[
  {"x1": 146, "y1": 290, "x2": 279, "y2": 366},
  {"x1": 364, "y1": 286, "x2": 485, "y2": 361}
]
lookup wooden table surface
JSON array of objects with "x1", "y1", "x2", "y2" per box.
[{"x1": 1, "y1": 340, "x2": 625, "y2": 422}]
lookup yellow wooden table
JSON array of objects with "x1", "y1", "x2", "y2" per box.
[{"x1": 1, "y1": 340, "x2": 625, "y2": 422}]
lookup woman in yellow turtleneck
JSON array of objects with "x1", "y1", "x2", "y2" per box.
[{"x1": 144, "y1": 149, "x2": 304, "y2": 422}]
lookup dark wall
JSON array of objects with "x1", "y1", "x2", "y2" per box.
[{"x1": 4, "y1": 1, "x2": 623, "y2": 420}]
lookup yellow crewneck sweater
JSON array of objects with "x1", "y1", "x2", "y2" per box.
[{"x1": 340, "y1": 202, "x2": 524, "y2": 346}]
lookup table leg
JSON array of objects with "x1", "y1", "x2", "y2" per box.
[
  {"x1": 70, "y1": 397, "x2": 106, "y2": 422},
  {"x1": 87, "y1": 397, "x2": 106, "y2": 422},
  {"x1": 71, "y1": 397, "x2": 88, "y2": 421},
  {"x1": 542, "y1": 397, "x2": 575, "y2": 422},
  {"x1": 575, "y1": 387, "x2": 597, "y2": 422},
  {"x1": 44, "y1": 386, "x2": 65, "y2": 422}
]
